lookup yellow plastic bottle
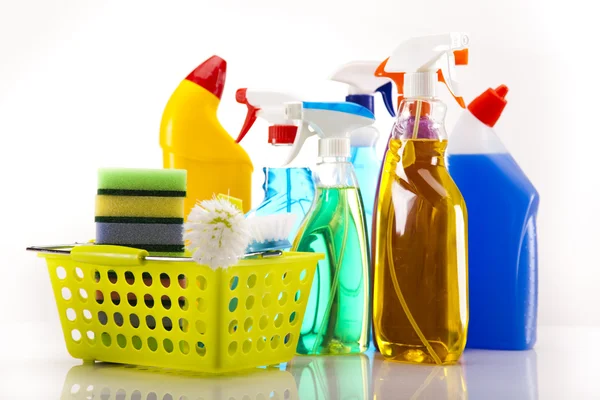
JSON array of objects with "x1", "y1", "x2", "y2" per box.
[
  {"x1": 372, "y1": 34, "x2": 469, "y2": 365},
  {"x1": 160, "y1": 55, "x2": 253, "y2": 217}
]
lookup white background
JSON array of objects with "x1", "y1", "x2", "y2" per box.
[{"x1": 0, "y1": 0, "x2": 598, "y2": 360}]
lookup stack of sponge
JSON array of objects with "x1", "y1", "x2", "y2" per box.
[{"x1": 95, "y1": 168, "x2": 187, "y2": 253}]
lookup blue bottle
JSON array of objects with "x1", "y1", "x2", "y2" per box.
[
  {"x1": 447, "y1": 85, "x2": 539, "y2": 350},
  {"x1": 330, "y1": 62, "x2": 396, "y2": 245},
  {"x1": 247, "y1": 167, "x2": 315, "y2": 244},
  {"x1": 235, "y1": 88, "x2": 315, "y2": 242}
]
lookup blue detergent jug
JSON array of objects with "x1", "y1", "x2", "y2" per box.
[{"x1": 447, "y1": 85, "x2": 539, "y2": 350}]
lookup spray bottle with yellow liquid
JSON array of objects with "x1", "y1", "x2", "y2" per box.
[
  {"x1": 160, "y1": 55, "x2": 253, "y2": 217},
  {"x1": 372, "y1": 33, "x2": 470, "y2": 365}
]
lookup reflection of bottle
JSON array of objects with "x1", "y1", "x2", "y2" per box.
[
  {"x1": 235, "y1": 88, "x2": 315, "y2": 244},
  {"x1": 285, "y1": 102, "x2": 374, "y2": 355},
  {"x1": 373, "y1": 353, "x2": 467, "y2": 399},
  {"x1": 287, "y1": 354, "x2": 370, "y2": 400},
  {"x1": 61, "y1": 363, "x2": 299, "y2": 400},
  {"x1": 463, "y1": 350, "x2": 538, "y2": 400},
  {"x1": 373, "y1": 33, "x2": 470, "y2": 365}
]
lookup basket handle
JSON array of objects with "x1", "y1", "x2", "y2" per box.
[{"x1": 71, "y1": 245, "x2": 149, "y2": 267}]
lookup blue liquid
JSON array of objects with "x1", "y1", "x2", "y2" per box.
[
  {"x1": 447, "y1": 153, "x2": 539, "y2": 350},
  {"x1": 350, "y1": 146, "x2": 380, "y2": 352},
  {"x1": 247, "y1": 167, "x2": 315, "y2": 245},
  {"x1": 350, "y1": 146, "x2": 380, "y2": 247}
]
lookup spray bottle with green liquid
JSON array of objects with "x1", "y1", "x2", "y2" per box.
[{"x1": 283, "y1": 101, "x2": 375, "y2": 355}]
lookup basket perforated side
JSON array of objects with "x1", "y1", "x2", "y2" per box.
[{"x1": 42, "y1": 251, "x2": 319, "y2": 373}]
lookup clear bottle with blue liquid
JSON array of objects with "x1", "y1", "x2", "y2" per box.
[
  {"x1": 330, "y1": 62, "x2": 396, "y2": 246},
  {"x1": 247, "y1": 166, "x2": 315, "y2": 244},
  {"x1": 447, "y1": 85, "x2": 539, "y2": 350},
  {"x1": 235, "y1": 88, "x2": 315, "y2": 244}
]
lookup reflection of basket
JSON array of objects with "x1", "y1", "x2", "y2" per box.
[
  {"x1": 38, "y1": 245, "x2": 321, "y2": 374},
  {"x1": 61, "y1": 363, "x2": 299, "y2": 400}
]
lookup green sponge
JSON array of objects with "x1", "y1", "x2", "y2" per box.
[{"x1": 98, "y1": 168, "x2": 187, "y2": 196}]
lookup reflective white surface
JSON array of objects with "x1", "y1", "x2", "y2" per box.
[{"x1": 1, "y1": 326, "x2": 598, "y2": 399}]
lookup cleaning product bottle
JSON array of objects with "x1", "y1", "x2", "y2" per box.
[
  {"x1": 235, "y1": 88, "x2": 315, "y2": 244},
  {"x1": 330, "y1": 61, "x2": 396, "y2": 247},
  {"x1": 447, "y1": 85, "x2": 539, "y2": 350},
  {"x1": 160, "y1": 55, "x2": 253, "y2": 217},
  {"x1": 372, "y1": 33, "x2": 470, "y2": 365},
  {"x1": 284, "y1": 101, "x2": 374, "y2": 355}
]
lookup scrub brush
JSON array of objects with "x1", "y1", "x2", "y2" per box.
[
  {"x1": 246, "y1": 213, "x2": 298, "y2": 253},
  {"x1": 183, "y1": 196, "x2": 251, "y2": 269}
]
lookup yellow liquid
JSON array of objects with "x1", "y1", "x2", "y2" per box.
[{"x1": 373, "y1": 139, "x2": 468, "y2": 365}]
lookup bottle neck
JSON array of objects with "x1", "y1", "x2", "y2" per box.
[
  {"x1": 404, "y1": 72, "x2": 437, "y2": 99},
  {"x1": 318, "y1": 137, "x2": 351, "y2": 160},
  {"x1": 314, "y1": 160, "x2": 358, "y2": 188},
  {"x1": 392, "y1": 98, "x2": 447, "y2": 141}
]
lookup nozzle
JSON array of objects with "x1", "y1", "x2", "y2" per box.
[
  {"x1": 495, "y1": 84, "x2": 509, "y2": 98},
  {"x1": 468, "y1": 84, "x2": 509, "y2": 127},
  {"x1": 185, "y1": 55, "x2": 227, "y2": 100},
  {"x1": 454, "y1": 49, "x2": 469, "y2": 65},
  {"x1": 235, "y1": 88, "x2": 259, "y2": 143}
]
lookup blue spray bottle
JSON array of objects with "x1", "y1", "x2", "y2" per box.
[
  {"x1": 447, "y1": 85, "x2": 539, "y2": 350},
  {"x1": 330, "y1": 62, "x2": 396, "y2": 246},
  {"x1": 235, "y1": 89, "x2": 315, "y2": 244},
  {"x1": 284, "y1": 101, "x2": 375, "y2": 355}
]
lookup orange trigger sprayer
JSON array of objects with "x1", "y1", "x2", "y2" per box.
[{"x1": 375, "y1": 48, "x2": 469, "y2": 110}]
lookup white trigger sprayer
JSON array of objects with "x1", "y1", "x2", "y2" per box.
[
  {"x1": 284, "y1": 102, "x2": 376, "y2": 164},
  {"x1": 376, "y1": 32, "x2": 470, "y2": 110},
  {"x1": 235, "y1": 88, "x2": 301, "y2": 145}
]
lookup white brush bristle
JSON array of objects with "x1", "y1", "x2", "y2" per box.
[
  {"x1": 183, "y1": 197, "x2": 250, "y2": 269},
  {"x1": 247, "y1": 213, "x2": 297, "y2": 244}
]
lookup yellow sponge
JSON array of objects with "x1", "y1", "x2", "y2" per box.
[{"x1": 95, "y1": 195, "x2": 184, "y2": 219}]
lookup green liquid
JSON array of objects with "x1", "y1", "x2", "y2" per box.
[
  {"x1": 288, "y1": 354, "x2": 370, "y2": 399},
  {"x1": 294, "y1": 187, "x2": 371, "y2": 354}
]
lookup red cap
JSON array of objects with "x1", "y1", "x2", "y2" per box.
[
  {"x1": 185, "y1": 55, "x2": 227, "y2": 100},
  {"x1": 268, "y1": 125, "x2": 297, "y2": 144},
  {"x1": 468, "y1": 85, "x2": 509, "y2": 127}
]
